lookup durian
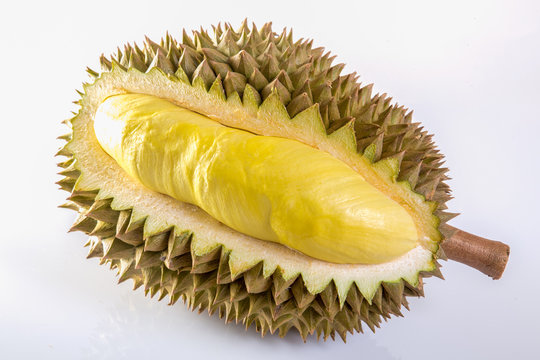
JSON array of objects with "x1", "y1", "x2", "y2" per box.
[{"x1": 57, "y1": 21, "x2": 510, "y2": 341}]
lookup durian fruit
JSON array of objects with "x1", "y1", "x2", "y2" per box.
[{"x1": 57, "y1": 21, "x2": 510, "y2": 341}]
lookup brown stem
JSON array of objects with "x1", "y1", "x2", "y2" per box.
[{"x1": 441, "y1": 225, "x2": 510, "y2": 279}]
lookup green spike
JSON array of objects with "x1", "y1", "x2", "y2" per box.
[
  {"x1": 101, "y1": 237, "x2": 135, "y2": 260},
  {"x1": 181, "y1": 29, "x2": 195, "y2": 48},
  {"x1": 207, "y1": 60, "x2": 231, "y2": 79},
  {"x1": 192, "y1": 247, "x2": 221, "y2": 274},
  {"x1": 165, "y1": 253, "x2": 191, "y2": 272},
  {"x1": 286, "y1": 92, "x2": 312, "y2": 118},
  {"x1": 328, "y1": 118, "x2": 357, "y2": 153},
  {"x1": 216, "y1": 250, "x2": 233, "y2": 285},
  {"x1": 86, "y1": 238, "x2": 104, "y2": 259},
  {"x1": 200, "y1": 47, "x2": 229, "y2": 63},
  {"x1": 226, "y1": 90, "x2": 242, "y2": 107},
  {"x1": 242, "y1": 83, "x2": 261, "y2": 112},
  {"x1": 223, "y1": 71, "x2": 247, "y2": 97},
  {"x1": 134, "y1": 246, "x2": 162, "y2": 268},
  {"x1": 167, "y1": 230, "x2": 192, "y2": 259},
  {"x1": 56, "y1": 177, "x2": 76, "y2": 192},
  {"x1": 217, "y1": 29, "x2": 240, "y2": 56},
  {"x1": 110, "y1": 58, "x2": 126, "y2": 72},
  {"x1": 291, "y1": 278, "x2": 315, "y2": 309},
  {"x1": 229, "y1": 50, "x2": 259, "y2": 78},
  {"x1": 141, "y1": 267, "x2": 161, "y2": 289},
  {"x1": 373, "y1": 154, "x2": 402, "y2": 182},
  {"x1": 192, "y1": 59, "x2": 216, "y2": 90},
  {"x1": 193, "y1": 30, "x2": 214, "y2": 49},
  {"x1": 90, "y1": 221, "x2": 116, "y2": 238},
  {"x1": 261, "y1": 79, "x2": 291, "y2": 104},
  {"x1": 147, "y1": 48, "x2": 175, "y2": 75},
  {"x1": 290, "y1": 103, "x2": 325, "y2": 138},
  {"x1": 174, "y1": 66, "x2": 190, "y2": 84},
  {"x1": 290, "y1": 63, "x2": 311, "y2": 88},
  {"x1": 55, "y1": 145, "x2": 72, "y2": 157},
  {"x1": 144, "y1": 230, "x2": 169, "y2": 252},
  {"x1": 115, "y1": 210, "x2": 144, "y2": 246},
  {"x1": 362, "y1": 133, "x2": 384, "y2": 162},
  {"x1": 100, "y1": 54, "x2": 112, "y2": 71},
  {"x1": 244, "y1": 263, "x2": 272, "y2": 294},
  {"x1": 208, "y1": 75, "x2": 226, "y2": 101},
  {"x1": 69, "y1": 214, "x2": 97, "y2": 234},
  {"x1": 292, "y1": 79, "x2": 313, "y2": 101},
  {"x1": 275, "y1": 70, "x2": 294, "y2": 92},
  {"x1": 178, "y1": 45, "x2": 201, "y2": 78},
  {"x1": 258, "y1": 89, "x2": 290, "y2": 123},
  {"x1": 58, "y1": 201, "x2": 79, "y2": 211},
  {"x1": 86, "y1": 199, "x2": 118, "y2": 223},
  {"x1": 319, "y1": 283, "x2": 340, "y2": 320},
  {"x1": 247, "y1": 67, "x2": 268, "y2": 91},
  {"x1": 260, "y1": 54, "x2": 280, "y2": 80},
  {"x1": 127, "y1": 48, "x2": 147, "y2": 72}
]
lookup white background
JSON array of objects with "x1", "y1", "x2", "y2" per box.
[{"x1": 1, "y1": 0, "x2": 539, "y2": 359}]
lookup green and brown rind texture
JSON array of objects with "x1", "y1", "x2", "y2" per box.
[{"x1": 57, "y1": 21, "x2": 456, "y2": 341}]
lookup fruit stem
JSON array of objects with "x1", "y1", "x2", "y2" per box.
[{"x1": 441, "y1": 225, "x2": 510, "y2": 279}]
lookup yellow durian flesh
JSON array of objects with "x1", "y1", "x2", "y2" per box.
[{"x1": 94, "y1": 93, "x2": 419, "y2": 264}]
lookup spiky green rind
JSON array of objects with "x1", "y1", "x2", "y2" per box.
[
  {"x1": 60, "y1": 179, "x2": 435, "y2": 341},
  {"x1": 57, "y1": 21, "x2": 454, "y2": 340}
]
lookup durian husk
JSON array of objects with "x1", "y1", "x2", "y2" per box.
[{"x1": 57, "y1": 21, "x2": 456, "y2": 341}]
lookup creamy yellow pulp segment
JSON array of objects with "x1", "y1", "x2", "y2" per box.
[{"x1": 94, "y1": 93, "x2": 419, "y2": 264}]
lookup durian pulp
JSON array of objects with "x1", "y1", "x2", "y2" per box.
[{"x1": 94, "y1": 93, "x2": 419, "y2": 264}]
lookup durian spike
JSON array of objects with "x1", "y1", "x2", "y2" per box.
[{"x1": 442, "y1": 225, "x2": 510, "y2": 280}]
